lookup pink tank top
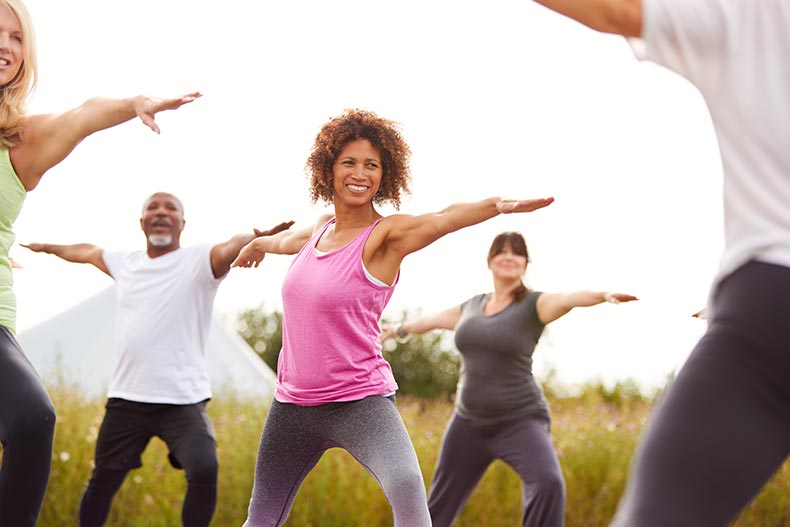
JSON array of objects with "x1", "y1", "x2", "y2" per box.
[{"x1": 274, "y1": 218, "x2": 399, "y2": 405}]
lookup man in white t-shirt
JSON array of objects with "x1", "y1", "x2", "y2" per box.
[
  {"x1": 529, "y1": 1, "x2": 790, "y2": 526},
  {"x1": 24, "y1": 192, "x2": 291, "y2": 527}
]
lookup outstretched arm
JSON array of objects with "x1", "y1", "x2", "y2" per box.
[
  {"x1": 12, "y1": 92, "x2": 201, "y2": 191},
  {"x1": 536, "y1": 290, "x2": 638, "y2": 325},
  {"x1": 210, "y1": 220, "x2": 294, "y2": 278},
  {"x1": 534, "y1": 0, "x2": 643, "y2": 36},
  {"x1": 22, "y1": 242, "x2": 109, "y2": 276},
  {"x1": 381, "y1": 197, "x2": 554, "y2": 261},
  {"x1": 381, "y1": 306, "x2": 462, "y2": 342},
  {"x1": 232, "y1": 214, "x2": 333, "y2": 269}
]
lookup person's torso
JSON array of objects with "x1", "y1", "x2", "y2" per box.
[
  {"x1": 0, "y1": 148, "x2": 26, "y2": 334},
  {"x1": 275, "y1": 218, "x2": 398, "y2": 405},
  {"x1": 641, "y1": 0, "x2": 790, "y2": 289},
  {"x1": 102, "y1": 244, "x2": 222, "y2": 404},
  {"x1": 453, "y1": 291, "x2": 548, "y2": 425}
]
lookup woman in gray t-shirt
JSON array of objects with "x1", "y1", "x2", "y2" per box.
[{"x1": 382, "y1": 231, "x2": 636, "y2": 527}]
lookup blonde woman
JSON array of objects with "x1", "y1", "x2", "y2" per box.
[{"x1": 0, "y1": 1, "x2": 198, "y2": 524}]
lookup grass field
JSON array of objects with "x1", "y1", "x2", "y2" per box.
[{"x1": 9, "y1": 380, "x2": 790, "y2": 526}]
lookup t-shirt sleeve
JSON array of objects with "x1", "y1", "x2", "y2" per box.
[
  {"x1": 524, "y1": 291, "x2": 544, "y2": 327},
  {"x1": 629, "y1": 0, "x2": 728, "y2": 83},
  {"x1": 189, "y1": 244, "x2": 224, "y2": 288},
  {"x1": 101, "y1": 250, "x2": 129, "y2": 280}
]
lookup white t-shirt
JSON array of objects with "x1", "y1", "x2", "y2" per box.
[
  {"x1": 633, "y1": 0, "x2": 790, "y2": 302},
  {"x1": 102, "y1": 245, "x2": 224, "y2": 404}
]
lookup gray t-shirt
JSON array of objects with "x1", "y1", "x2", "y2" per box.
[{"x1": 454, "y1": 291, "x2": 549, "y2": 426}]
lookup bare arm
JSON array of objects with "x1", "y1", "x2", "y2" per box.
[
  {"x1": 22, "y1": 242, "x2": 109, "y2": 276},
  {"x1": 534, "y1": 0, "x2": 643, "y2": 37},
  {"x1": 381, "y1": 306, "x2": 463, "y2": 342},
  {"x1": 231, "y1": 214, "x2": 333, "y2": 269},
  {"x1": 12, "y1": 92, "x2": 201, "y2": 191},
  {"x1": 379, "y1": 197, "x2": 554, "y2": 261},
  {"x1": 210, "y1": 220, "x2": 294, "y2": 278},
  {"x1": 536, "y1": 290, "x2": 638, "y2": 325}
]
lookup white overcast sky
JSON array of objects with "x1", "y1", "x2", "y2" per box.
[{"x1": 11, "y1": 0, "x2": 724, "y2": 391}]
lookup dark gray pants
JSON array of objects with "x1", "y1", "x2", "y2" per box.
[
  {"x1": 428, "y1": 412, "x2": 565, "y2": 527},
  {"x1": 0, "y1": 327, "x2": 56, "y2": 527},
  {"x1": 611, "y1": 262, "x2": 790, "y2": 527},
  {"x1": 243, "y1": 395, "x2": 431, "y2": 527}
]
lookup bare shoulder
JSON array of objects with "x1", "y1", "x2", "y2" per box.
[{"x1": 311, "y1": 212, "x2": 335, "y2": 234}]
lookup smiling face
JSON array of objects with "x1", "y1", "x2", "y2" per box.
[
  {"x1": 0, "y1": 2, "x2": 24, "y2": 87},
  {"x1": 139, "y1": 192, "x2": 185, "y2": 254},
  {"x1": 488, "y1": 243, "x2": 528, "y2": 280},
  {"x1": 331, "y1": 138, "x2": 383, "y2": 206}
]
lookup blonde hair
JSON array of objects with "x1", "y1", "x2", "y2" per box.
[{"x1": 0, "y1": 0, "x2": 37, "y2": 149}]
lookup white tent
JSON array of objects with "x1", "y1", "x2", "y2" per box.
[{"x1": 18, "y1": 286, "x2": 276, "y2": 400}]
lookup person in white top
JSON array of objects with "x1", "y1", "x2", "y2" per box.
[
  {"x1": 24, "y1": 192, "x2": 291, "y2": 527},
  {"x1": 530, "y1": 1, "x2": 790, "y2": 526}
]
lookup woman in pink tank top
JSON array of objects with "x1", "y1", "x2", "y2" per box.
[{"x1": 233, "y1": 108, "x2": 553, "y2": 527}]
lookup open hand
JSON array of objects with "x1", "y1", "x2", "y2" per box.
[
  {"x1": 20, "y1": 243, "x2": 47, "y2": 253},
  {"x1": 136, "y1": 92, "x2": 202, "y2": 134},
  {"x1": 231, "y1": 239, "x2": 266, "y2": 268},
  {"x1": 605, "y1": 293, "x2": 639, "y2": 304},
  {"x1": 496, "y1": 197, "x2": 555, "y2": 214},
  {"x1": 254, "y1": 221, "x2": 295, "y2": 238}
]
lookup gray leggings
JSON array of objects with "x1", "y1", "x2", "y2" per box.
[
  {"x1": 428, "y1": 412, "x2": 565, "y2": 527},
  {"x1": 611, "y1": 262, "x2": 790, "y2": 527},
  {"x1": 243, "y1": 395, "x2": 431, "y2": 527}
]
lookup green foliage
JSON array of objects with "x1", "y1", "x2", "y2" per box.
[
  {"x1": 380, "y1": 319, "x2": 461, "y2": 401},
  {"x1": 235, "y1": 306, "x2": 283, "y2": 372}
]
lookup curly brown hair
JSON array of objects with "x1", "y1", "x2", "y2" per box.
[{"x1": 306, "y1": 109, "x2": 411, "y2": 209}]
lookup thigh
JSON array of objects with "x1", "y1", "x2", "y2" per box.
[
  {"x1": 245, "y1": 401, "x2": 329, "y2": 527},
  {"x1": 431, "y1": 414, "x2": 492, "y2": 487},
  {"x1": 0, "y1": 328, "x2": 54, "y2": 442},
  {"x1": 333, "y1": 396, "x2": 424, "y2": 482},
  {"x1": 333, "y1": 396, "x2": 431, "y2": 527},
  {"x1": 494, "y1": 416, "x2": 563, "y2": 485},
  {"x1": 156, "y1": 401, "x2": 217, "y2": 470},
  {"x1": 93, "y1": 399, "x2": 155, "y2": 471},
  {"x1": 428, "y1": 414, "x2": 493, "y2": 527},
  {"x1": 612, "y1": 263, "x2": 790, "y2": 527}
]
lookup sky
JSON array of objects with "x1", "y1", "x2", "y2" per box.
[{"x1": 11, "y1": 0, "x2": 725, "y2": 391}]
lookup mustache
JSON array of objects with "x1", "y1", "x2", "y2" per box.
[{"x1": 150, "y1": 217, "x2": 174, "y2": 227}]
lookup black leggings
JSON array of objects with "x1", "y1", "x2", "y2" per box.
[
  {"x1": 79, "y1": 399, "x2": 218, "y2": 527},
  {"x1": 79, "y1": 466, "x2": 217, "y2": 527},
  {"x1": 0, "y1": 326, "x2": 56, "y2": 527},
  {"x1": 611, "y1": 262, "x2": 790, "y2": 527}
]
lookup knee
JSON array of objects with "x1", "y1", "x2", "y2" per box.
[
  {"x1": 389, "y1": 464, "x2": 427, "y2": 499},
  {"x1": 186, "y1": 457, "x2": 219, "y2": 487},
  {"x1": 10, "y1": 397, "x2": 56, "y2": 445},
  {"x1": 528, "y1": 468, "x2": 565, "y2": 501}
]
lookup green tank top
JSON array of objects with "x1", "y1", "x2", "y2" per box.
[{"x1": 0, "y1": 148, "x2": 26, "y2": 334}]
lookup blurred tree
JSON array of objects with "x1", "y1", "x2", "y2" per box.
[{"x1": 235, "y1": 307, "x2": 283, "y2": 373}]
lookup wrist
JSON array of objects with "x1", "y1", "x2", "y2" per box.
[{"x1": 395, "y1": 324, "x2": 410, "y2": 343}]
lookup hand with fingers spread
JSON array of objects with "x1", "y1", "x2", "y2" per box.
[{"x1": 134, "y1": 92, "x2": 202, "y2": 134}]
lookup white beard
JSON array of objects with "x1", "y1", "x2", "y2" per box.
[{"x1": 148, "y1": 234, "x2": 173, "y2": 247}]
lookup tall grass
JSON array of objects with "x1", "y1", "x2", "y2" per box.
[{"x1": 6, "y1": 381, "x2": 790, "y2": 526}]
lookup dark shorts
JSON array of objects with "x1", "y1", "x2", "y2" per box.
[{"x1": 94, "y1": 398, "x2": 216, "y2": 471}]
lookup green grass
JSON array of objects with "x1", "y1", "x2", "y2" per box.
[{"x1": 5, "y1": 381, "x2": 790, "y2": 526}]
